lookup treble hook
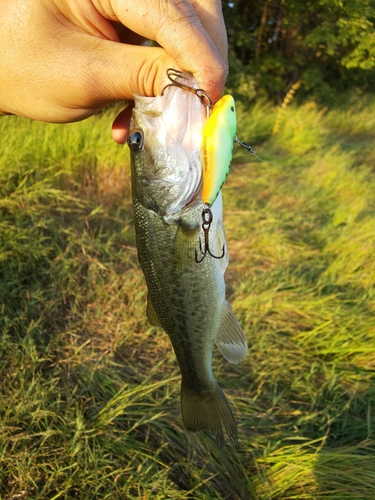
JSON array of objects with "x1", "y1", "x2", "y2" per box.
[
  {"x1": 195, "y1": 208, "x2": 225, "y2": 264},
  {"x1": 161, "y1": 68, "x2": 213, "y2": 113}
]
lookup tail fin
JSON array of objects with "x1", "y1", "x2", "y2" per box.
[{"x1": 181, "y1": 381, "x2": 238, "y2": 446}]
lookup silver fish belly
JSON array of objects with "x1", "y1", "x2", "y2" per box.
[{"x1": 128, "y1": 74, "x2": 248, "y2": 445}]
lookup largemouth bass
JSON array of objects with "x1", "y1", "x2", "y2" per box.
[{"x1": 128, "y1": 73, "x2": 247, "y2": 445}]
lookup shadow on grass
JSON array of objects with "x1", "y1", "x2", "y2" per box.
[{"x1": 2, "y1": 97, "x2": 375, "y2": 498}]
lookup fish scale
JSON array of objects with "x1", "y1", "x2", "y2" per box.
[{"x1": 133, "y1": 198, "x2": 221, "y2": 387}]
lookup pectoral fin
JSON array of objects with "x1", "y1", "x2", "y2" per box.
[
  {"x1": 146, "y1": 293, "x2": 162, "y2": 327},
  {"x1": 215, "y1": 301, "x2": 248, "y2": 364},
  {"x1": 172, "y1": 221, "x2": 200, "y2": 273}
]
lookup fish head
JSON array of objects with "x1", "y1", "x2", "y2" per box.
[{"x1": 128, "y1": 73, "x2": 206, "y2": 216}]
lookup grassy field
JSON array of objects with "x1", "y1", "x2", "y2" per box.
[{"x1": 0, "y1": 94, "x2": 375, "y2": 499}]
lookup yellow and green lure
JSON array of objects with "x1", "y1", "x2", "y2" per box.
[{"x1": 201, "y1": 95, "x2": 237, "y2": 207}]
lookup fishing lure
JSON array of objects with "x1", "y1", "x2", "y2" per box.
[
  {"x1": 161, "y1": 69, "x2": 256, "y2": 263},
  {"x1": 161, "y1": 70, "x2": 238, "y2": 208},
  {"x1": 201, "y1": 95, "x2": 237, "y2": 207}
]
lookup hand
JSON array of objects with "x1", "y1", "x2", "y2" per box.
[{"x1": 0, "y1": 0, "x2": 228, "y2": 142}]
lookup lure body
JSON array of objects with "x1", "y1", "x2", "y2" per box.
[{"x1": 202, "y1": 95, "x2": 237, "y2": 206}]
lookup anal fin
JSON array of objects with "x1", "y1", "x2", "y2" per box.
[{"x1": 215, "y1": 301, "x2": 248, "y2": 364}]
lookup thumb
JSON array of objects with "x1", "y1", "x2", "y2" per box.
[
  {"x1": 87, "y1": 42, "x2": 189, "y2": 145},
  {"x1": 88, "y1": 42, "x2": 177, "y2": 101}
]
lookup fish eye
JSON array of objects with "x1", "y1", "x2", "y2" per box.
[{"x1": 128, "y1": 129, "x2": 144, "y2": 151}]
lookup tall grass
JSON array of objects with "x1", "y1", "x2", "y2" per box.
[{"x1": 0, "y1": 95, "x2": 375, "y2": 499}]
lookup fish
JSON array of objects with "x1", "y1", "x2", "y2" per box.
[{"x1": 128, "y1": 72, "x2": 248, "y2": 446}]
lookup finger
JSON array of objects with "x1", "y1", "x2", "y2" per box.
[
  {"x1": 109, "y1": 0, "x2": 227, "y2": 102},
  {"x1": 112, "y1": 103, "x2": 134, "y2": 144},
  {"x1": 191, "y1": 0, "x2": 228, "y2": 63},
  {"x1": 109, "y1": 22, "x2": 146, "y2": 45},
  {"x1": 84, "y1": 42, "x2": 176, "y2": 100}
]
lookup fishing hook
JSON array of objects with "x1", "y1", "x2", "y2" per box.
[
  {"x1": 195, "y1": 208, "x2": 225, "y2": 264},
  {"x1": 161, "y1": 68, "x2": 213, "y2": 113}
]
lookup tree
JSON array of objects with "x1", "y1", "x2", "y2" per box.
[{"x1": 223, "y1": 0, "x2": 375, "y2": 101}]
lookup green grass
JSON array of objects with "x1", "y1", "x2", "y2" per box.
[{"x1": 0, "y1": 95, "x2": 375, "y2": 499}]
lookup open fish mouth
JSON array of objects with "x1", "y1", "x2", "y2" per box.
[{"x1": 130, "y1": 71, "x2": 206, "y2": 216}]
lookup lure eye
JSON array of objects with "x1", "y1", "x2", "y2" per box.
[{"x1": 128, "y1": 129, "x2": 144, "y2": 151}]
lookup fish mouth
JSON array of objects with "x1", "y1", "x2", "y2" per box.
[
  {"x1": 162, "y1": 197, "x2": 202, "y2": 224},
  {"x1": 180, "y1": 196, "x2": 202, "y2": 212},
  {"x1": 131, "y1": 77, "x2": 206, "y2": 217}
]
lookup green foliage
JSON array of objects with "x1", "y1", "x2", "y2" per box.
[
  {"x1": 223, "y1": 0, "x2": 375, "y2": 101},
  {"x1": 1, "y1": 97, "x2": 375, "y2": 498}
]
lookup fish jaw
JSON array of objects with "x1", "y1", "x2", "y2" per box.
[{"x1": 129, "y1": 74, "x2": 206, "y2": 216}]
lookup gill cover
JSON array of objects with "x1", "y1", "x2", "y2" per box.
[{"x1": 202, "y1": 95, "x2": 237, "y2": 206}]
